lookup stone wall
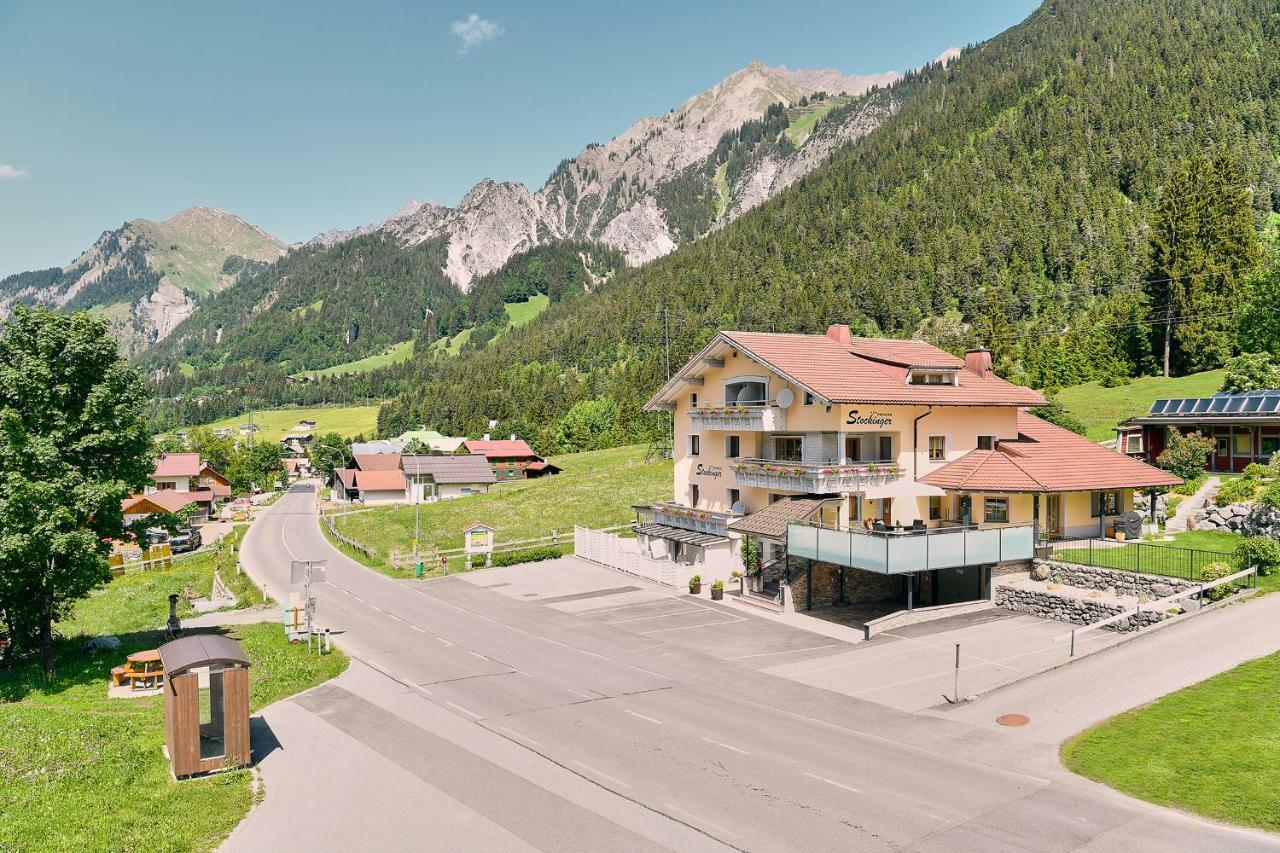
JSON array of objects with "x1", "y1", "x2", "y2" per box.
[
  {"x1": 1197, "y1": 502, "x2": 1280, "y2": 536},
  {"x1": 1036, "y1": 559, "x2": 1197, "y2": 599},
  {"x1": 995, "y1": 583, "x2": 1171, "y2": 632},
  {"x1": 786, "y1": 558, "x2": 899, "y2": 611}
]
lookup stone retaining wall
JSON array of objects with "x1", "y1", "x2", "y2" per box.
[
  {"x1": 1197, "y1": 502, "x2": 1280, "y2": 536},
  {"x1": 786, "y1": 558, "x2": 901, "y2": 611},
  {"x1": 1036, "y1": 559, "x2": 1197, "y2": 599},
  {"x1": 994, "y1": 583, "x2": 1172, "y2": 632}
]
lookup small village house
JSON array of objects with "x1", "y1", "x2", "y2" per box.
[
  {"x1": 123, "y1": 453, "x2": 221, "y2": 522},
  {"x1": 402, "y1": 453, "x2": 497, "y2": 500},
  {"x1": 1116, "y1": 390, "x2": 1280, "y2": 473},
  {"x1": 640, "y1": 325, "x2": 1180, "y2": 610},
  {"x1": 463, "y1": 437, "x2": 561, "y2": 480}
]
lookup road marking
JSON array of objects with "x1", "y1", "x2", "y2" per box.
[
  {"x1": 497, "y1": 726, "x2": 543, "y2": 748},
  {"x1": 411, "y1": 625, "x2": 427, "y2": 633},
  {"x1": 580, "y1": 598, "x2": 678, "y2": 614},
  {"x1": 367, "y1": 604, "x2": 383, "y2": 613},
  {"x1": 469, "y1": 651, "x2": 490, "y2": 661},
  {"x1": 622, "y1": 709, "x2": 663, "y2": 725},
  {"x1": 726, "y1": 644, "x2": 842, "y2": 660},
  {"x1": 701, "y1": 737, "x2": 749, "y2": 755},
  {"x1": 444, "y1": 700, "x2": 482, "y2": 719},
  {"x1": 436, "y1": 637, "x2": 455, "y2": 647},
  {"x1": 662, "y1": 803, "x2": 734, "y2": 840},
  {"x1": 610, "y1": 608, "x2": 706, "y2": 623},
  {"x1": 571, "y1": 760, "x2": 630, "y2": 788},
  {"x1": 804, "y1": 772, "x2": 862, "y2": 794},
  {"x1": 927, "y1": 814, "x2": 946, "y2": 822},
  {"x1": 568, "y1": 688, "x2": 596, "y2": 700},
  {"x1": 637, "y1": 618, "x2": 745, "y2": 634}
]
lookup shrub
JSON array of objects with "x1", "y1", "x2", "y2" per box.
[
  {"x1": 1214, "y1": 477, "x2": 1258, "y2": 506},
  {"x1": 1234, "y1": 536, "x2": 1280, "y2": 576},
  {"x1": 491, "y1": 546, "x2": 567, "y2": 567},
  {"x1": 711, "y1": 579, "x2": 724, "y2": 590},
  {"x1": 1243, "y1": 462, "x2": 1270, "y2": 480},
  {"x1": 1158, "y1": 431, "x2": 1216, "y2": 481},
  {"x1": 1200, "y1": 561, "x2": 1236, "y2": 602},
  {"x1": 1260, "y1": 481, "x2": 1280, "y2": 510},
  {"x1": 1172, "y1": 474, "x2": 1208, "y2": 496}
]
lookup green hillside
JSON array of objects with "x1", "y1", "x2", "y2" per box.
[
  {"x1": 173, "y1": 404, "x2": 381, "y2": 443},
  {"x1": 300, "y1": 339, "x2": 415, "y2": 378},
  {"x1": 381, "y1": 0, "x2": 1280, "y2": 444},
  {"x1": 1058, "y1": 370, "x2": 1227, "y2": 441}
]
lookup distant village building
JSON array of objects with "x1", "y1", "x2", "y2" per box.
[
  {"x1": 121, "y1": 453, "x2": 227, "y2": 523},
  {"x1": 463, "y1": 437, "x2": 561, "y2": 480},
  {"x1": 331, "y1": 451, "x2": 495, "y2": 503},
  {"x1": 1116, "y1": 390, "x2": 1280, "y2": 473}
]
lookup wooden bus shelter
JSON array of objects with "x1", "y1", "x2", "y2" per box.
[{"x1": 157, "y1": 634, "x2": 252, "y2": 778}]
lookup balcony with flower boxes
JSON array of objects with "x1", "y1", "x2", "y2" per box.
[
  {"x1": 729, "y1": 459, "x2": 904, "y2": 494},
  {"x1": 639, "y1": 502, "x2": 737, "y2": 537},
  {"x1": 687, "y1": 402, "x2": 787, "y2": 432}
]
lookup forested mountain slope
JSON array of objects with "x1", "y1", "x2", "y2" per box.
[{"x1": 380, "y1": 0, "x2": 1280, "y2": 448}]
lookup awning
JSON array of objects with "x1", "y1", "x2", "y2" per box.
[
  {"x1": 864, "y1": 479, "x2": 945, "y2": 500},
  {"x1": 729, "y1": 496, "x2": 835, "y2": 541},
  {"x1": 634, "y1": 523, "x2": 726, "y2": 547}
]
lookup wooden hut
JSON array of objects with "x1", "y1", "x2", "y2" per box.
[{"x1": 157, "y1": 634, "x2": 252, "y2": 778}]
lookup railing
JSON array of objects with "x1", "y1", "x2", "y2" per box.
[
  {"x1": 787, "y1": 520, "x2": 1035, "y2": 574},
  {"x1": 731, "y1": 459, "x2": 904, "y2": 494},
  {"x1": 644, "y1": 502, "x2": 736, "y2": 536},
  {"x1": 575, "y1": 525, "x2": 683, "y2": 587},
  {"x1": 688, "y1": 401, "x2": 786, "y2": 431},
  {"x1": 1041, "y1": 537, "x2": 1237, "y2": 582}
]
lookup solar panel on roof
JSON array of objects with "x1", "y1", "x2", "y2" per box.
[
  {"x1": 1227, "y1": 396, "x2": 1247, "y2": 413},
  {"x1": 1244, "y1": 397, "x2": 1264, "y2": 413},
  {"x1": 1193, "y1": 398, "x2": 1213, "y2": 414},
  {"x1": 1262, "y1": 397, "x2": 1280, "y2": 413},
  {"x1": 1177, "y1": 398, "x2": 1197, "y2": 414},
  {"x1": 1150, "y1": 399, "x2": 1170, "y2": 415},
  {"x1": 1207, "y1": 397, "x2": 1227, "y2": 413}
]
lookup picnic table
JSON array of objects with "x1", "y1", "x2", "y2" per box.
[{"x1": 111, "y1": 649, "x2": 165, "y2": 690}]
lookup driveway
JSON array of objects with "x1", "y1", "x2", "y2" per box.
[{"x1": 226, "y1": 484, "x2": 1280, "y2": 851}]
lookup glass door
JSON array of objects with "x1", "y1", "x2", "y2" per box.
[{"x1": 1045, "y1": 494, "x2": 1062, "y2": 538}]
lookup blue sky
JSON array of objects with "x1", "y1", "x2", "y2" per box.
[{"x1": 0, "y1": 0, "x2": 1038, "y2": 276}]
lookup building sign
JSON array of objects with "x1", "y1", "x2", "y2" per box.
[
  {"x1": 845, "y1": 409, "x2": 894, "y2": 430},
  {"x1": 695, "y1": 464, "x2": 724, "y2": 479}
]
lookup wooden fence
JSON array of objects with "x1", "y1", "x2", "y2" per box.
[
  {"x1": 322, "y1": 513, "x2": 378, "y2": 560},
  {"x1": 108, "y1": 543, "x2": 177, "y2": 577}
]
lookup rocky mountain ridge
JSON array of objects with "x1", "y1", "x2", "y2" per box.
[
  {"x1": 0, "y1": 207, "x2": 285, "y2": 356},
  {"x1": 312, "y1": 60, "x2": 918, "y2": 289}
]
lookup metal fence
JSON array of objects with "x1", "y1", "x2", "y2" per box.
[{"x1": 1042, "y1": 537, "x2": 1236, "y2": 582}]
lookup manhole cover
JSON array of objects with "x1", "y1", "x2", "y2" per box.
[{"x1": 997, "y1": 713, "x2": 1030, "y2": 727}]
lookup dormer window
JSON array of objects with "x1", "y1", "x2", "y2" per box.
[{"x1": 909, "y1": 369, "x2": 957, "y2": 386}]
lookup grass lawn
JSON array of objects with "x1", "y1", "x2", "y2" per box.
[
  {"x1": 332, "y1": 444, "x2": 672, "y2": 576},
  {"x1": 1056, "y1": 369, "x2": 1226, "y2": 442},
  {"x1": 1062, "y1": 650, "x2": 1280, "y2": 833},
  {"x1": 431, "y1": 297, "x2": 551, "y2": 357},
  {"x1": 1050, "y1": 529, "x2": 1280, "y2": 593},
  {"x1": 297, "y1": 340, "x2": 415, "y2": 379},
  {"x1": 177, "y1": 404, "x2": 381, "y2": 444},
  {"x1": 0, "y1": 545, "x2": 347, "y2": 851}
]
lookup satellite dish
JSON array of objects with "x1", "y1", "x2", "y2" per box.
[
  {"x1": 776, "y1": 388, "x2": 795, "y2": 409},
  {"x1": 731, "y1": 500, "x2": 748, "y2": 515}
]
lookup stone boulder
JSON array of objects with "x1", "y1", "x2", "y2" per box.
[
  {"x1": 1030, "y1": 563, "x2": 1051, "y2": 581},
  {"x1": 81, "y1": 635, "x2": 121, "y2": 654}
]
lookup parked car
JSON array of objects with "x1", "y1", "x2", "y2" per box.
[
  {"x1": 169, "y1": 528, "x2": 202, "y2": 554},
  {"x1": 144, "y1": 528, "x2": 169, "y2": 546}
]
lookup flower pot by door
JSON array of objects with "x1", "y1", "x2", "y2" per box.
[
  {"x1": 689, "y1": 582, "x2": 702, "y2": 595},
  {"x1": 711, "y1": 587, "x2": 724, "y2": 601}
]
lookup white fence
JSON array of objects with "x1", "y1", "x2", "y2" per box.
[{"x1": 574, "y1": 526, "x2": 680, "y2": 587}]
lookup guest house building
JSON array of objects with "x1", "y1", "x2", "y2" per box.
[
  {"x1": 1115, "y1": 390, "x2": 1280, "y2": 473},
  {"x1": 640, "y1": 325, "x2": 1180, "y2": 609}
]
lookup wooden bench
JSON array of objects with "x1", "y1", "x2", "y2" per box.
[{"x1": 111, "y1": 650, "x2": 165, "y2": 689}]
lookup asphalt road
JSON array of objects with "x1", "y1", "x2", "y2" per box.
[{"x1": 226, "y1": 483, "x2": 1280, "y2": 852}]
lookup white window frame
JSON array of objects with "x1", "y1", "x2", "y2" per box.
[
  {"x1": 773, "y1": 434, "x2": 804, "y2": 462},
  {"x1": 688, "y1": 433, "x2": 701, "y2": 457},
  {"x1": 927, "y1": 435, "x2": 946, "y2": 462},
  {"x1": 983, "y1": 496, "x2": 1009, "y2": 524},
  {"x1": 690, "y1": 483, "x2": 700, "y2": 507},
  {"x1": 690, "y1": 392, "x2": 698, "y2": 409},
  {"x1": 725, "y1": 434, "x2": 741, "y2": 459},
  {"x1": 803, "y1": 390, "x2": 815, "y2": 406},
  {"x1": 726, "y1": 487, "x2": 741, "y2": 509},
  {"x1": 976, "y1": 435, "x2": 998, "y2": 451},
  {"x1": 723, "y1": 375, "x2": 769, "y2": 407}
]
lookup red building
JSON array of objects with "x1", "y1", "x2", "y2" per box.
[
  {"x1": 1116, "y1": 391, "x2": 1280, "y2": 473},
  {"x1": 462, "y1": 438, "x2": 561, "y2": 481}
]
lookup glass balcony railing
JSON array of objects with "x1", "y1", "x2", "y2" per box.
[
  {"x1": 730, "y1": 459, "x2": 904, "y2": 494},
  {"x1": 786, "y1": 520, "x2": 1034, "y2": 574}
]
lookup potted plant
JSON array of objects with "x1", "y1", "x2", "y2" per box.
[
  {"x1": 710, "y1": 579, "x2": 725, "y2": 601},
  {"x1": 688, "y1": 574, "x2": 702, "y2": 595}
]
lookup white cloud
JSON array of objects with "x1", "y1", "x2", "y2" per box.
[
  {"x1": 0, "y1": 163, "x2": 27, "y2": 180},
  {"x1": 450, "y1": 13, "x2": 503, "y2": 55}
]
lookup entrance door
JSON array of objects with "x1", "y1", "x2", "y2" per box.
[
  {"x1": 935, "y1": 566, "x2": 984, "y2": 605},
  {"x1": 1213, "y1": 433, "x2": 1231, "y2": 473},
  {"x1": 1045, "y1": 494, "x2": 1062, "y2": 539},
  {"x1": 878, "y1": 435, "x2": 893, "y2": 463},
  {"x1": 880, "y1": 498, "x2": 893, "y2": 525},
  {"x1": 845, "y1": 435, "x2": 861, "y2": 463}
]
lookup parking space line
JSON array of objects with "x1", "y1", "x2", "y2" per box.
[
  {"x1": 727, "y1": 644, "x2": 842, "y2": 660},
  {"x1": 701, "y1": 737, "x2": 750, "y2": 755},
  {"x1": 636, "y1": 617, "x2": 746, "y2": 634},
  {"x1": 572, "y1": 760, "x2": 630, "y2": 788},
  {"x1": 497, "y1": 725, "x2": 543, "y2": 748},
  {"x1": 622, "y1": 708, "x2": 664, "y2": 725},
  {"x1": 663, "y1": 803, "x2": 734, "y2": 840},
  {"x1": 610, "y1": 608, "x2": 708, "y2": 623},
  {"x1": 445, "y1": 700, "x2": 482, "y2": 719},
  {"x1": 575, "y1": 598, "x2": 678, "y2": 615},
  {"x1": 804, "y1": 771, "x2": 863, "y2": 794}
]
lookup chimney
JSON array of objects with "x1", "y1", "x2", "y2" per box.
[
  {"x1": 826, "y1": 324, "x2": 852, "y2": 346},
  {"x1": 965, "y1": 348, "x2": 994, "y2": 378}
]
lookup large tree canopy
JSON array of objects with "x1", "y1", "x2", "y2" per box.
[{"x1": 0, "y1": 307, "x2": 154, "y2": 673}]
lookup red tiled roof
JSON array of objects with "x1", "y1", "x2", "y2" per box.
[
  {"x1": 919, "y1": 411, "x2": 1183, "y2": 492},
  {"x1": 463, "y1": 439, "x2": 538, "y2": 458},
  {"x1": 353, "y1": 453, "x2": 402, "y2": 471},
  {"x1": 335, "y1": 469, "x2": 358, "y2": 489},
  {"x1": 354, "y1": 469, "x2": 406, "y2": 492},
  {"x1": 122, "y1": 489, "x2": 213, "y2": 514},
  {"x1": 719, "y1": 331, "x2": 1044, "y2": 407},
  {"x1": 154, "y1": 453, "x2": 203, "y2": 478}
]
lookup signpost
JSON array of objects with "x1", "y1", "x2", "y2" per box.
[
  {"x1": 287, "y1": 560, "x2": 327, "y2": 642},
  {"x1": 463, "y1": 523, "x2": 496, "y2": 569}
]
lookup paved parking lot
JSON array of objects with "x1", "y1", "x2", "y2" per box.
[{"x1": 459, "y1": 556, "x2": 1126, "y2": 712}]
